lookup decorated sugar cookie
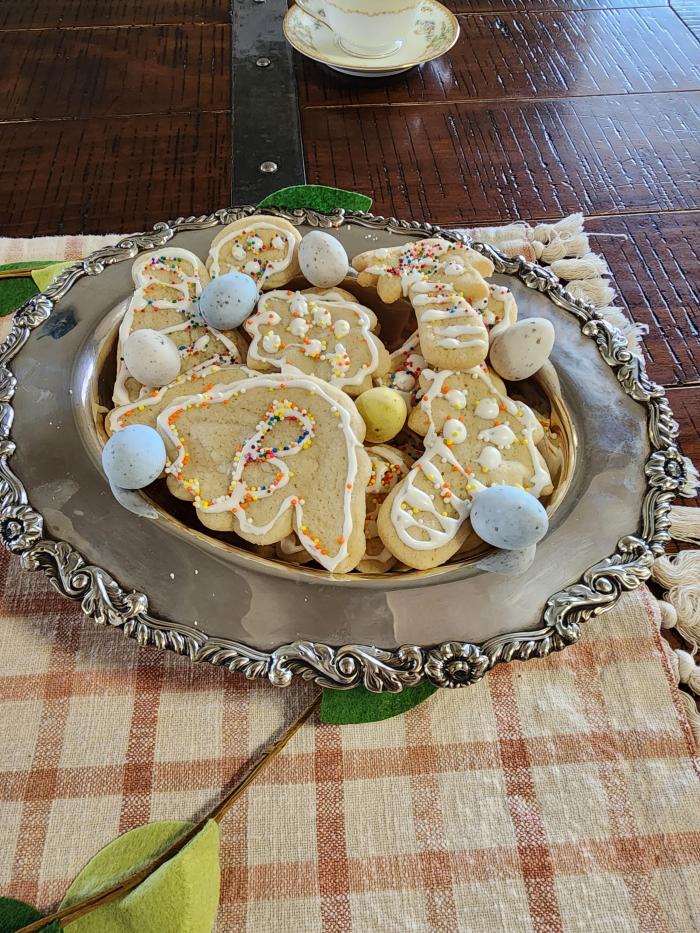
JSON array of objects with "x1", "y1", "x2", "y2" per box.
[
  {"x1": 243, "y1": 288, "x2": 390, "y2": 395},
  {"x1": 377, "y1": 365, "x2": 553, "y2": 570},
  {"x1": 358, "y1": 445, "x2": 412, "y2": 574},
  {"x1": 207, "y1": 215, "x2": 302, "y2": 289},
  {"x1": 353, "y1": 237, "x2": 496, "y2": 372},
  {"x1": 106, "y1": 360, "x2": 247, "y2": 436},
  {"x1": 113, "y1": 248, "x2": 245, "y2": 406},
  {"x1": 157, "y1": 373, "x2": 371, "y2": 573},
  {"x1": 376, "y1": 330, "x2": 426, "y2": 406}
]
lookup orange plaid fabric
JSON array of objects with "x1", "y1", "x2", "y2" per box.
[{"x1": 1, "y1": 545, "x2": 699, "y2": 932}]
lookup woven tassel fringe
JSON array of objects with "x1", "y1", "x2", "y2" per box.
[
  {"x1": 653, "y1": 545, "x2": 700, "y2": 652},
  {"x1": 670, "y1": 505, "x2": 700, "y2": 544},
  {"x1": 472, "y1": 213, "x2": 645, "y2": 354}
]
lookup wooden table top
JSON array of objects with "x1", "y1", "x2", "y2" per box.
[{"x1": 0, "y1": 0, "x2": 697, "y2": 483}]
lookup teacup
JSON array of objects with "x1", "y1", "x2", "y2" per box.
[{"x1": 297, "y1": 0, "x2": 421, "y2": 58}]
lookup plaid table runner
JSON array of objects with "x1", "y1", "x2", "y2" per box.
[{"x1": 1, "y1": 228, "x2": 699, "y2": 932}]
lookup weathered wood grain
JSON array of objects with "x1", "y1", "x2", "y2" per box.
[
  {"x1": 302, "y1": 93, "x2": 700, "y2": 225},
  {"x1": 0, "y1": 0, "x2": 229, "y2": 29},
  {"x1": 585, "y1": 213, "x2": 700, "y2": 387},
  {"x1": 298, "y1": 8, "x2": 700, "y2": 107},
  {"x1": 667, "y1": 386, "x2": 700, "y2": 507},
  {"x1": 0, "y1": 25, "x2": 229, "y2": 121},
  {"x1": 0, "y1": 113, "x2": 231, "y2": 236},
  {"x1": 445, "y1": 0, "x2": 666, "y2": 9}
]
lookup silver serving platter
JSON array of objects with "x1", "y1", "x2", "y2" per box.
[{"x1": 0, "y1": 208, "x2": 687, "y2": 691}]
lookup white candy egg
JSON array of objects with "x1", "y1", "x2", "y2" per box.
[
  {"x1": 470, "y1": 484, "x2": 548, "y2": 551},
  {"x1": 489, "y1": 317, "x2": 555, "y2": 382},
  {"x1": 102, "y1": 424, "x2": 166, "y2": 490},
  {"x1": 199, "y1": 271, "x2": 258, "y2": 330},
  {"x1": 123, "y1": 329, "x2": 181, "y2": 387},
  {"x1": 298, "y1": 231, "x2": 349, "y2": 288}
]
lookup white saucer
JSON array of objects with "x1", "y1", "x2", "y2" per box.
[{"x1": 283, "y1": 0, "x2": 460, "y2": 77}]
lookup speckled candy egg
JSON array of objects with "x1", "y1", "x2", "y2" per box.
[
  {"x1": 102, "y1": 424, "x2": 167, "y2": 490},
  {"x1": 123, "y1": 328, "x2": 181, "y2": 387},
  {"x1": 470, "y1": 484, "x2": 549, "y2": 551},
  {"x1": 199, "y1": 271, "x2": 258, "y2": 330},
  {"x1": 355, "y1": 386, "x2": 407, "y2": 443},
  {"x1": 298, "y1": 231, "x2": 349, "y2": 288},
  {"x1": 489, "y1": 317, "x2": 555, "y2": 382}
]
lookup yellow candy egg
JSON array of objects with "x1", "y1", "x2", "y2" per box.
[{"x1": 356, "y1": 387, "x2": 407, "y2": 443}]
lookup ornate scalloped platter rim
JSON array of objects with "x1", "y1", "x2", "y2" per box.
[{"x1": 0, "y1": 207, "x2": 686, "y2": 692}]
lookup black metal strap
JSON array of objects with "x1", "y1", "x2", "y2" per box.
[{"x1": 231, "y1": 0, "x2": 307, "y2": 203}]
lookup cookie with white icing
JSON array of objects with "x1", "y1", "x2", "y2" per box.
[
  {"x1": 243, "y1": 288, "x2": 390, "y2": 396},
  {"x1": 353, "y1": 238, "x2": 495, "y2": 372},
  {"x1": 207, "y1": 215, "x2": 302, "y2": 290},
  {"x1": 157, "y1": 372, "x2": 371, "y2": 573},
  {"x1": 377, "y1": 365, "x2": 553, "y2": 570},
  {"x1": 113, "y1": 248, "x2": 245, "y2": 406},
  {"x1": 375, "y1": 330, "x2": 426, "y2": 407},
  {"x1": 106, "y1": 360, "x2": 248, "y2": 436},
  {"x1": 358, "y1": 445, "x2": 412, "y2": 574}
]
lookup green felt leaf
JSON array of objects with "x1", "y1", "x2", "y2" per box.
[
  {"x1": 59, "y1": 819, "x2": 220, "y2": 933},
  {"x1": 32, "y1": 261, "x2": 74, "y2": 293},
  {"x1": 0, "y1": 897, "x2": 60, "y2": 932},
  {"x1": 258, "y1": 184, "x2": 372, "y2": 214},
  {"x1": 320, "y1": 681, "x2": 438, "y2": 724}
]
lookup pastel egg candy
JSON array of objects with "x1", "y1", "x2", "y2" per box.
[
  {"x1": 102, "y1": 424, "x2": 167, "y2": 490},
  {"x1": 489, "y1": 317, "x2": 555, "y2": 382},
  {"x1": 123, "y1": 328, "x2": 181, "y2": 387},
  {"x1": 199, "y1": 271, "x2": 258, "y2": 330},
  {"x1": 469, "y1": 484, "x2": 549, "y2": 551},
  {"x1": 298, "y1": 231, "x2": 349, "y2": 288},
  {"x1": 355, "y1": 386, "x2": 408, "y2": 444}
]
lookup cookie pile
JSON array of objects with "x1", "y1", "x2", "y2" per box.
[{"x1": 103, "y1": 215, "x2": 558, "y2": 574}]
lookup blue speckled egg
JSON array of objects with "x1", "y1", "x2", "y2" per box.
[
  {"x1": 470, "y1": 485, "x2": 548, "y2": 551},
  {"x1": 102, "y1": 425, "x2": 166, "y2": 490},
  {"x1": 199, "y1": 272, "x2": 258, "y2": 330}
]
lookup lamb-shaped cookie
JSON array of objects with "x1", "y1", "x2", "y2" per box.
[
  {"x1": 352, "y1": 238, "x2": 495, "y2": 372},
  {"x1": 113, "y1": 248, "x2": 245, "y2": 405},
  {"x1": 377, "y1": 365, "x2": 553, "y2": 570},
  {"x1": 207, "y1": 215, "x2": 301, "y2": 289},
  {"x1": 244, "y1": 288, "x2": 390, "y2": 395},
  {"x1": 157, "y1": 372, "x2": 371, "y2": 573},
  {"x1": 358, "y1": 445, "x2": 412, "y2": 574}
]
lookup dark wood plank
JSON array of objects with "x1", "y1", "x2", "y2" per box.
[
  {"x1": 0, "y1": 0, "x2": 229, "y2": 29},
  {"x1": 672, "y1": 0, "x2": 700, "y2": 39},
  {"x1": 0, "y1": 113, "x2": 231, "y2": 236},
  {"x1": 667, "y1": 386, "x2": 700, "y2": 507},
  {"x1": 302, "y1": 93, "x2": 700, "y2": 226},
  {"x1": 445, "y1": 0, "x2": 667, "y2": 9},
  {"x1": 585, "y1": 213, "x2": 700, "y2": 387},
  {"x1": 299, "y1": 8, "x2": 700, "y2": 107},
  {"x1": 0, "y1": 25, "x2": 229, "y2": 121}
]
